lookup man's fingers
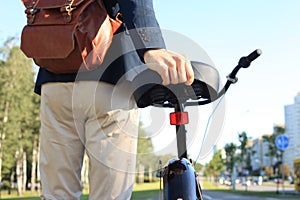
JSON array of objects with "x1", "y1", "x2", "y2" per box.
[
  {"x1": 161, "y1": 64, "x2": 170, "y2": 85},
  {"x1": 146, "y1": 62, "x2": 170, "y2": 85},
  {"x1": 185, "y1": 61, "x2": 194, "y2": 85},
  {"x1": 174, "y1": 56, "x2": 188, "y2": 84},
  {"x1": 167, "y1": 59, "x2": 178, "y2": 85},
  {"x1": 143, "y1": 49, "x2": 194, "y2": 85}
]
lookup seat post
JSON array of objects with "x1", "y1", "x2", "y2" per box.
[{"x1": 173, "y1": 103, "x2": 188, "y2": 159}]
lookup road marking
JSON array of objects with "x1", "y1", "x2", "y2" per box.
[
  {"x1": 202, "y1": 194, "x2": 245, "y2": 200},
  {"x1": 202, "y1": 194, "x2": 214, "y2": 200}
]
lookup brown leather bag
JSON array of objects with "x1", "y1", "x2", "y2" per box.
[{"x1": 20, "y1": 0, "x2": 122, "y2": 74}]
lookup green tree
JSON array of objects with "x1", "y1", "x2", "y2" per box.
[
  {"x1": 262, "y1": 134, "x2": 277, "y2": 168},
  {"x1": 193, "y1": 162, "x2": 203, "y2": 173},
  {"x1": 137, "y1": 122, "x2": 156, "y2": 168},
  {"x1": 224, "y1": 143, "x2": 237, "y2": 173},
  {"x1": 238, "y1": 131, "x2": 248, "y2": 167},
  {"x1": 262, "y1": 125, "x2": 285, "y2": 169},
  {"x1": 136, "y1": 122, "x2": 158, "y2": 183},
  {"x1": 204, "y1": 150, "x2": 225, "y2": 181},
  {"x1": 0, "y1": 40, "x2": 39, "y2": 195},
  {"x1": 136, "y1": 122, "x2": 176, "y2": 183},
  {"x1": 246, "y1": 147, "x2": 256, "y2": 174}
]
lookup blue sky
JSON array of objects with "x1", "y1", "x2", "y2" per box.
[
  {"x1": 150, "y1": 0, "x2": 300, "y2": 160},
  {"x1": 152, "y1": 1, "x2": 300, "y2": 132},
  {"x1": 1, "y1": 1, "x2": 300, "y2": 161}
]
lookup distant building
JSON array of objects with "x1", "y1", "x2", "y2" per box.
[
  {"x1": 250, "y1": 135, "x2": 274, "y2": 171},
  {"x1": 284, "y1": 93, "x2": 300, "y2": 172}
]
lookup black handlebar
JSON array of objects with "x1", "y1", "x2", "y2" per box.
[
  {"x1": 185, "y1": 49, "x2": 262, "y2": 107},
  {"x1": 247, "y1": 49, "x2": 262, "y2": 63},
  {"x1": 239, "y1": 49, "x2": 262, "y2": 68},
  {"x1": 228, "y1": 49, "x2": 262, "y2": 79}
]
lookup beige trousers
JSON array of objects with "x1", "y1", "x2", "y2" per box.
[{"x1": 39, "y1": 81, "x2": 139, "y2": 200}]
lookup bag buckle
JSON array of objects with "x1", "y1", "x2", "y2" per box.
[
  {"x1": 62, "y1": 0, "x2": 76, "y2": 23},
  {"x1": 25, "y1": 8, "x2": 39, "y2": 24},
  {"x1": 65, "y1": 4, "x2": 76, "y2": 15},
  {"x1": 25, "y1": 0, "x2": 39, "y2": 24}
]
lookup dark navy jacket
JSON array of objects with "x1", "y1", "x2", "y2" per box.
[{"x1": 34, "y1": 0, "x2": 166, "y2": 94}]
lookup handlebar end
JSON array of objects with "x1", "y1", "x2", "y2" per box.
[
  {"x1": 252, "y1": 49, "x2": 262, "y2": 59},
  {"x1": 247, "y1": 49, "x2": 262, "y2": 62},
  {"x1": 256, "y1": 49, "x2": 262, "y2": 55},
  {"x1": 240, "y1": 49, "x2": 262, "y2": 68}
]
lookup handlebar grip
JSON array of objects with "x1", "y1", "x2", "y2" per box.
[
  {"x1": 239, "y1": 49, "x2": 262, "y2": 68},
  {"x1": 247, "y1": 49, "x2": 262, "y2": 62}
]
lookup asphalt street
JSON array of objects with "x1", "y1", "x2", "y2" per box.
[
  {"x1": 142, "y1": 183, "x2": 299, "y2": 200},
  {"x1": 202, "y1": 189, "x2": 299, "y2": 200}
]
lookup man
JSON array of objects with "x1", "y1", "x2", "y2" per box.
[{"x1": 35, "y1": 0, "x2": 194, "y2": 199}]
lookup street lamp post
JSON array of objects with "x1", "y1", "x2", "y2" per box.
[
  {"x1": 281, "y1": 150, "x2": 285, "y2": 195},
  {"x1": 276, "y1": 167, "x2": 279, "y2": 194},
  {"x1": 232, "y1": 161, "x2": 237, "y2": 190},
  {"x1": 275, "y1": 134, "x2": 289, "y2": 195}
]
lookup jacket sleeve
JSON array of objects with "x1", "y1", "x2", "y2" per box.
[{"x1": 117, "y1": 0, "x2": 166, "y2": 59}]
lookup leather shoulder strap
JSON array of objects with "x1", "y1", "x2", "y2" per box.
[{"x1": 102, "y1": 0, "x2": 120, "y2": 18}]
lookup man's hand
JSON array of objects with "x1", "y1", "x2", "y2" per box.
[{"x1": 143, "y1": 49, "x2": 194, "y2": 85}]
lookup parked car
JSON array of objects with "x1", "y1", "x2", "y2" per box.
[
  {"x1": 241, "y1": 177, "x2": 251, "y2": 186},
  {"x1": 273, "y1": 178, "x2": 283, "y2": 184},
  {"x1": 219, "y1": 175, "x2": 232, "y2": 186},
  {"x1": 224, "y1": 178, "x2": 232, "y2": 186},
  {"x1": 252, "y1": 176, "x2": 263, "y2": 185},
  {"x1": 219, "y1": 177, "x2": 225, "y2": 185},
  {"x1": 288, "y1": 176, "x2": 294, "y2": 184}
]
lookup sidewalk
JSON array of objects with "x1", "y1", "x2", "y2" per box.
[
  {"x1": 145, "y1": 193, "x2": 162, "y2": 200},
  {"x1": 234, "y1": 182, "x2": 296, "y2": 193}
]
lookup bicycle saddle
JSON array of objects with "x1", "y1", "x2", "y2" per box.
[{"x1": 132, "y1": 61, "x2": 220, "y2": 108}]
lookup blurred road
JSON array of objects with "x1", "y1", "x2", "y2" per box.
[
  {"x1": 202, "y1": 180, "x2": 299, "y2": 200},
  {"x1": 234, "y1": 182, "x2": 295, "y2": 193},
  {"x1": 203, "y1": 189, "x2": 299, "y2": 200},
  {"x1": 136, "y1": 180, "x2": 299, "y2": 200}
]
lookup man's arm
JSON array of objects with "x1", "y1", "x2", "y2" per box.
[
  {"x1": 117, "y1": 0, "x2": 166, "y2": 55},
  {"x1": 118, "y1": 0, "x2": 194, "y2": 85}
]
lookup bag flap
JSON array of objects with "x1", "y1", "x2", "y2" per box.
[
  {"x1": 21, "y1": 24, "x2": 75, "y2": 59},
  {"x1": 22, "y1": 0, "x2": 86, "y2": 9}
]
